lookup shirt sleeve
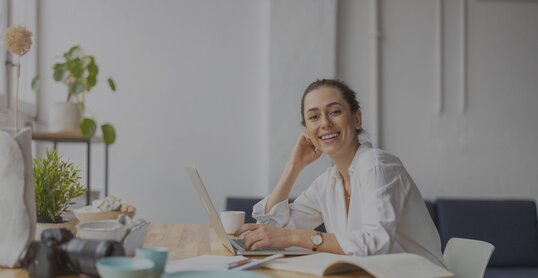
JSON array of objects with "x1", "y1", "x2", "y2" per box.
[
  {"x1": 334, "y1": 155, "x2": 409, "y2": 256},
  {"x1": 252, "y1": 178, "x2": 324, "y2": 230}
]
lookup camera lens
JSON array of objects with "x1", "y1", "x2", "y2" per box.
[
  {"x1": 63, "y1": 238, "x2": 125, "y2": 276},
  {"x1": 41, "y1": 228, "x2": 74, "y2": 243}
]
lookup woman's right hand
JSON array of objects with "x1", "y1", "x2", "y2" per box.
[
  {"x1": 289, "y1": 133, "x2": 322, "y2": 170},
  {"x1": 264, "y1": 133, "x2": 321, "y2": 213}
]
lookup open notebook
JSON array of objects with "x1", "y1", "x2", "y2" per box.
[{"x1": 262, "y1": 252, "x2": 453, "y2": 278}]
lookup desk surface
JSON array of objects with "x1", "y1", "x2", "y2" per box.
[{"x1": 0, "y1": 224, "x2": 372, "y2": 278}]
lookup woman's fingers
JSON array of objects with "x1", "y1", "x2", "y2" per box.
[
  {"x1": 302, "y1": 132, "x2": 312, "y2": 143},
  {"x1": 234, "y1": 223, "x2": 259, "y2": 236},
  {"x1": 301, "y1": 132, "x2": 315, "y2": 147},
  {"x1": 243, "y1": 230, "x2": 267, "y2": 250},
  {"x1": 250, "y1": 238, "x2": 271, "y2": 251},
  {"x1": 240, "y1": 225, "x2": 293, "y2": 250}
]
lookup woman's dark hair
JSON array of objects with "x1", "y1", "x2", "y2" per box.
[{"x1": 300, "y1": 79, "x2": 360, "y2": 126}]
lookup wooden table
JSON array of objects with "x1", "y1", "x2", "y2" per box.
[{"x1": 0, "y1": 224, "x2": 371, "y2": 278}]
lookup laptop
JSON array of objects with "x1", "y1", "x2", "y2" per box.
[{"x1": 185, "y1": 166, "x2": 315, "y2": 256}]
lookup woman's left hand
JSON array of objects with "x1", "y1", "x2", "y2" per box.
[{"x1": 234, "y1": 224, "x2": 295, "y2": 250}]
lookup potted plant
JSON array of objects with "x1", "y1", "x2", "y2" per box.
[
  {"x1": 33, "y1": 148, "x2": 86, "y2": 239},
  {"x1": 33, "y1": 45, "x2": 117, "y2": 145}
]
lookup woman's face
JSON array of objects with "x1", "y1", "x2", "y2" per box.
[{"x1": 303, "y1": 86, "x2": 361, "y2": 158}]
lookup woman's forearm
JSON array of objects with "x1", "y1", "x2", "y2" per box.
[
  {"x1": 292, "y1": 229, "x2": 345, "y2": 255},
  {"x1": 265, "y1": 162, "x2": 302, "y2": 214}
]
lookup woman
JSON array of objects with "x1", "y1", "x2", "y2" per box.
[{"x1": 235, "y1": 79, "x2": 445, "y2": 266}]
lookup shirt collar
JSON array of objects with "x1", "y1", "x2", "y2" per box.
[{"x1": 349, "y1": 130, "x2": 373, "y2": 173}]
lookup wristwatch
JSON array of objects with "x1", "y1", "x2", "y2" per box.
[{"x1": 311, "y1": 231, "x2": 323, "y2": 251}]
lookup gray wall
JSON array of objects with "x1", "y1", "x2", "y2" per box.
[{"x1": 36, "y1": 0, "x2": 538, "y2": 224}]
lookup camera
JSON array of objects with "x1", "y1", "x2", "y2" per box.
[{"x1": 24, "y1": 228, "x2": 125, "y2": 278}]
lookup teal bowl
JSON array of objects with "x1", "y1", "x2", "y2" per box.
[{"x1": 97, "y1": 256, "x2": 155, "y2": 278}]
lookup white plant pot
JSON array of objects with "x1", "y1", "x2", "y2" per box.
[
  {"x1": 49, "y1": 102, "x2": 82, "y2": 132},
  {"x1": 35, "y1": 219, "x2": 77, "y2": 240}
]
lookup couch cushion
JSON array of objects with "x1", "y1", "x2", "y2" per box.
[
  {"x1": 485, "y1": 267, "x2": 538, "y2": 278},
  {"x1": 437, "y1": 199, "x2": 538, "y2": 267},
  {"x1": 425, "y1": 200, "x2": 438, "y2": 228}
]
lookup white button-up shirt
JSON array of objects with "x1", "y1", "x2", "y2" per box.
[{"x1": 253, "y1": 141, "x2": 446, "y2": 267}]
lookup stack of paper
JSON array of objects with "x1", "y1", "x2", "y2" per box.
[{"x1": 165, "y1": 255, "x2": 248, "y2": 273}]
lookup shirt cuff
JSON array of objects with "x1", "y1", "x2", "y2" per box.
[
  {"x1": 334, "y1": 231, "x2": 366, "y2": 256},
  {"x1": 252, "y1": 197, "x2": 291, "y2": 227}
]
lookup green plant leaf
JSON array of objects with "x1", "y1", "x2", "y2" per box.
[
  {"x1": 86, "y1": 75, "x2": 97, "y2": 90},
  {"x1": 80, "y1": 118, "x2": 97, "y2": 138},
  {"x1": 53, "y1": 64, "x2": 65, "y2": 81},
  {"x1": 108, "y1": 78, "x2": 116, "y2": 92},
  {"x1": 88, "y1": 60, "x2": 98, "y2": 76},
  {"x1": 31, "y1": 75, "x2": 40, "y2": 91},
  {"x1": 65, "y1": 45, "x2": 80, "y2": 59},
  {"x1": 67, "y1": 58, "x2": 85, "y2": 78},
  {"x1": 33, "y1": 148, "x2": 86, "y2": 222},
  {"x1": 101, "y1": 124, "x2": 116, "y2": 145},
  {"x1": 82, "y1": 56, "x2": 92, "y2": 67}
]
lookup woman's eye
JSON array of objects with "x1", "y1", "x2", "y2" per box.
[
  {"x1": 308, "y1": 115, "x2": 320, "y2": 121},
  {"x1": 330, "y1": 110, "x2": 341, "y2": 116}
]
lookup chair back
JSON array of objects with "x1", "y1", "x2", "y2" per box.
[{"x1": 443, "y1": 238, "x2": 494, "y2": 278}]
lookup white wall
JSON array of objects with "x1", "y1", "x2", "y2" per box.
[
  {"x1": 38, "y1": 0, "x2": 267, "y2": 224},
  {"x1": 339, "y1": 0, "x2": 538, "y2": 200},
  {"x1": 267, "y1": 0, "x2": 337, "y2": 196},
  {"x1": 36, "y1": 0, "x2": 538, "y2": 224}
]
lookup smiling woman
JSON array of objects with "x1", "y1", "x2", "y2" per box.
[{"x1": 234, "y1": 79, "x2": 447, "y2": 268}]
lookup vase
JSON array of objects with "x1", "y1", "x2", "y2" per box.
[
  {"x1": 49, "y1": 102, "x2": 81, "y2": 132},
  {"x1": 35, "y1": 218, "x2": 77, "y2": 240},
  {"x1": 0, "y1": 127, "x2": 36, "y2": 267}
]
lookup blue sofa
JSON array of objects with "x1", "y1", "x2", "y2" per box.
[
  {"x1": 428, "y1": 199, "x2": 538, "y2": 278},
  {"x1": 227, "y1": 197, "x2": 538, "y2": 278}
]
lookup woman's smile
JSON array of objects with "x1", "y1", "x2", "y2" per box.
[{"x1": 319, "y1": 131, "x2": 341, "y2": 143}]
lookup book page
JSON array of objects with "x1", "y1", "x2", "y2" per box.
[
  {"x1": 337, "y1": 253, "x2": 453, "y2": 278},
  {"x1": 263, "y1": 253, "x2": 340, "y2": 276},
  {"x1": 263, "y1": 253, "x2": 453, "y2": 278},
  {"x1": 165, "y1": 255, "x2": 247, "y2": 272}
]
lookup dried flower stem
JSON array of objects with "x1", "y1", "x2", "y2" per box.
[
  {"x1": 3, "y1": 25, "x2": 32, "y2": 133},
  {"x1": 15, "y1": 56, "x2": 20, "y2": 133}
]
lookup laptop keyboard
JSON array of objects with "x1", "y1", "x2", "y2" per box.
[{"x1": 231, "y1": 238, "x2": 283, "y2": 252}]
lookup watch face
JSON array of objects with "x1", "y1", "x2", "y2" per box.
[{"x1": 312, "y1": 234, "x2": 323, "y2": 245}]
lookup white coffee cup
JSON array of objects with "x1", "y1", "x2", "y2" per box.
[{"x1": 220, "y1": 211, "x2": 245, "y2": 234}]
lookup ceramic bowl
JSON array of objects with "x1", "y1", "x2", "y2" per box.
[
  {"x1": 77, "y1": 220, "x2": 129, "y2": 242},
  {"x1": 97, "y1": 257, "x2": 154, "y2": 278},
  {"x1": 74, "y1": 210, "x2": 135, "y2": 224}
]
